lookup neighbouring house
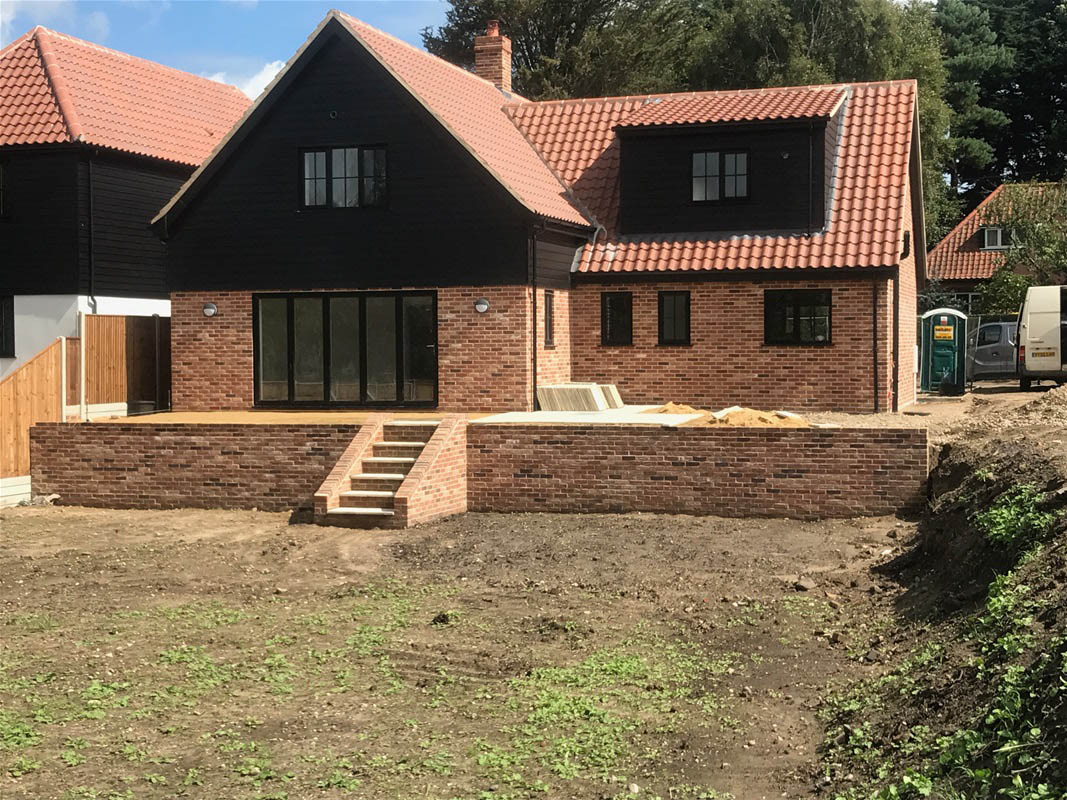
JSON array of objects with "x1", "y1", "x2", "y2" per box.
[
  {"x1": 0, "y1": 27, "x2": 250, "y2": 380},
  {"x1": 927, "y1": 184, "x2": 1022, "y2": 314},
  {"x1": 152, "y1": 12, "x2": 925, "y2": 414}
]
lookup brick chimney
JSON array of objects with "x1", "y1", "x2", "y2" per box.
[{"x1": 474, "y1": 19, "x2": 512, "y2": 93}]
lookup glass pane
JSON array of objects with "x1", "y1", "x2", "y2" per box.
[
  {"x1": 373, "y1": 149, "x2": 387, "y2": 178},
  {"x1": 725, "y1": 176, "x2": 736, "y2": 197},
  {"x1": 330, "y1": 297, "x2": 360, "y2": 401},
  {"x1": 707, "y1": 153, "x2": 719, "y2": 176},
  {"x1": 315, "y1": 151, "x2": 326, "y2": 177},
  {"x1": 402, "y1": 296, "x2": 435, "y2": 402},
  {"x1": 345, "y1": 178, "x2": 359, "y2": 207},
  {"x1": 724, "y1": 153, "x2": 735, "y2": 174},
  {"x1": 293, "y1": 297, "x2": 324, "y2": 401},
  {"x1": 736, "y1": 152, "x2": 747, "y2": 174},
  {"x1": 692, "y1": 152, "x2": 705, "y2": 176},
  {"x1": 332, "y1": 149, "x2": 345, "y2": 179},
  {"x1": 314, "y1": 178, "x2": 326, "y2": 206},
  {"x1": 706, "y1": 177, "x2": 719, "y2": 201},
  {"x1": 365, "y1": 296, "x2": 397, "y2": 402},
  {"x1": 257, "y1": 297, "x2": 289, "y2": 401},
  {"x1": 304, "y1": 180, "x2": 315, "y2": 207},
  {"x1": 736, "y1": 175, "x2": 748, "y2": 197},
  {"x1": 331, "y1": 177, "x2": 346, "y2": 208},
  {"x1": 692, "y1": 177, "x2": 706, "y2": 202},
  {"x1": 346, "y1": 148, "x2": 359, "y2": 176},
  {"x1": 304, "y1": 152, "x2": 315, "y2": 178}
]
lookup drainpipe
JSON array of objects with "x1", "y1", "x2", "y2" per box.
[
  {"x1": 87, "y1": 157, "x2": 97, "y2": 314},
  {"x1": 892, "y1": 273, "x2": 900, "y2": 411},
  {"x1": 530, "y1": 227, "x2": 540, "y2": 411},
  {"x1": 872, "y1": 281, "x2": 880, "y2": 412}
]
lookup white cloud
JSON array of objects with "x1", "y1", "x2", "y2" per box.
[
  {"x1": 1, "y1": 0, "x2": 75, "y2": 45},
  {"x1": 205, "y1": 59, "x2": 285, "y2": 100},
  {"x1": 84, "y1": 10, "x2": 110, "y2": 41}
]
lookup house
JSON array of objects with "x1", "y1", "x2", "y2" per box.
[
  {"x1": 152, "y1": 12, "x2": 925, "y2": 415},
  {"x1": 0, "y1": 27, "x2": 250, "y2": 379}
]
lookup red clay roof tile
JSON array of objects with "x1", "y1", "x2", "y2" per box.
[
  {"x1": 0, "y1": 27, "x2": 250, "y2": 166},
  {"x1": 927, "y1": 185, "x2": 1006, "y2": 282},
  {"x1": 616, "y1": 86, "x2": 846, "y2": 129}
]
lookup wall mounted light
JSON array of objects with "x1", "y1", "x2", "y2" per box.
[
  {"x1": 202, "y1": 302, "x2": 218, "y2": 317},
  {"x1": 473, "y1": 298, "x2": 490, "y2": 313}
]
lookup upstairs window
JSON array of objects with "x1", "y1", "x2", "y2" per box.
[
  {"x1": 658, "y1": 291, "x2": 690, "y2": 346},
  {"x1": 302, "y1": 147, "x2": 387, "y2": 208},
  {"x1": 692, "y1": 150, "x2": 748, "y2": 202},
  {"x1": 0, "y1": 295, "x2": 14, "y2": 358},
  {"x1": 601, "y1": 292, "x2": 633, "y2": 346},
  {"x1": 764, "y1": 289, "x2": 831, "y2": 345},
  {"x1": 982, "y1": 226, "x2": 1010, "y2": 250}
]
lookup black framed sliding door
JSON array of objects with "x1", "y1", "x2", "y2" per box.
[{"x1": 253, "y1": 291, "x2": 437, "y2": 407}]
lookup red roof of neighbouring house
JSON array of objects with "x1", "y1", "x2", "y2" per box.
[
  {"x1": 616, "y1": 86, "x2": 846, "y2": 129},
  {"x1": 927, "y1": 185, "x2": 1010, "y2": 282},
  {"x1": 154, "y1": 11, "x2": 921, "y2": 275},
  {"x1": 507, "y1": 81, "x2": 917, "y2": 273},
  {"x1": 0, "y1": 27, "x2": 250, "y2": 166}
]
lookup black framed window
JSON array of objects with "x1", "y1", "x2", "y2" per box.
[
  {"x1": 658, "y1": 291, "x2": 690, "y2": 346},
  {"x1": 0, "y1": 295, "x2": 13, "y2": 358},
  {"x1": 764, "y1": 289, "x2": 832, "y2": 345},
  {"x1": 544, "y1": 290, "x2": 554, "y2": 346},
  {"x1": 601, "y1": 292, "x2": 633, "y2": 346},
  {"x1": 302, "y1": 147, "x2": 386, "y2": 208},
  {"x1": 692, "y1": 150, "x2": 748, "y2": 202}
]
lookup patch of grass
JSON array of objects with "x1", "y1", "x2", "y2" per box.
[
  {"x1": 7, "y1": 613, "x2": 60, "y2": 632},
  {"x1": 974, "y1": 484, "x2": 1057, "y2": 550}
]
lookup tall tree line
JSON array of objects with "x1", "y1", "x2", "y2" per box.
[{"x1": 424, "y1": 0, "x2": 1067, "y2": 247}]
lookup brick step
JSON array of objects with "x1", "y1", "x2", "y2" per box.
[
  {"x1": 361, "y1": 456, "x2": 416, "y2": 474},
  {"x1": 349, "y1": 472, "x2": 405, "y2": 491},
  {"x1": 339, "y1": 489, "x2": 395, "y2": 510},
  {"x1": 382, "y1": 420, "x2": 439, "y2": 442},
  {"x1": 372, "y1": 441, "x2": 426, "y2": 458}
]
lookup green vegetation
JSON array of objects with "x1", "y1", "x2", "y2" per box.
[{"x1": 974, "y1": 483, "x2": 1056, "y2": 550}]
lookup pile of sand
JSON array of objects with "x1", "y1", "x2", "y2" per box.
[{"x1": 645, "y1": 403, "x2": 809, "y2": 428}]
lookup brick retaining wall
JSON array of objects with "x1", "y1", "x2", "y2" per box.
[
  {"x1": 467, "y1": 424, "x2": 928, "y2": 519},
  {"x1": 30, "y1": 423, "x2": 362, "y2": 512}
]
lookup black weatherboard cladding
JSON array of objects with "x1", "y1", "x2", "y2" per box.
[
  {"x1": 164, "y1": 24, "x2": 539, "y2": 292},
  {"x1": 618, "y1": 122, "x2": 826, "y2": 235}
]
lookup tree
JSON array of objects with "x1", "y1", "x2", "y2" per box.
[
  {"x1": 979, "y1": 266, "x2": 1032, "y2": 314},
  {"x1": 935, "y1": 0, "x2": 1013, "y2": 192},
  {"x1": 986, "y1": 181, "x2": 1067, "y2": 287}
]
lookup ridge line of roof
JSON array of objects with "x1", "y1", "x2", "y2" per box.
[
  {"x1": 927, "y1": 184, "x2": 1005, "y2": 259},
  {"x1": 15, "y1": 26, "x2": 248, "y2": 99},
  {"x1": 34, "y1": 28, "x2": 83, "y2": 142},
  {"x1": 506, "y1": 79, "x2": 916, "y2": 110},
  {"x1": 334, "y1": 10, "x2": 528, "y2": 101}
]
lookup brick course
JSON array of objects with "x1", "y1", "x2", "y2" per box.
[
  {"x1": 31, "y1": 423, "x2": 362, "y2": 512},
  {"x1": 568, "y1": 278, "x2": 895, "y2": 413},
  {"x1": 467, "y1": 424, "x2": 928, "y2": 519}
]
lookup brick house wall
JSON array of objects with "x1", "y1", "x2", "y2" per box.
[
  {"x1": 393, "y1": 415, "x2": 468, "y2": 526},
  {"x1": 172, "y1": 286, "x2": 538, "y2": 413},
  {"x1": 536, "y1": 287, "x2": 571, "y2": 387},
  {"x1": 568, "y1": 278, "x2": 893, "y2": 413},
  {"x1": 30, "y1": 422, "x2": 362, "y2": 511},
  {"x1": 896, "y1": 178, "x2": 919, "y2": 408},
  {"x1": 467, "y1": 424, "x2": 929, "y2": 519}
]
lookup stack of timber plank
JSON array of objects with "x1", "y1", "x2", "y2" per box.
[{"x1": 537, "y1": 383, "x2": 624, "y2": 411}]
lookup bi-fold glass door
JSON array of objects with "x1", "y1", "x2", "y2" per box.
[{"x1": 254, "y1": 292, "x2": 437, "y2": 407}]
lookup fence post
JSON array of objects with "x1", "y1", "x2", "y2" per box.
[{"x1": 59, "y1": 336, "x2": 66, "y2": 421}]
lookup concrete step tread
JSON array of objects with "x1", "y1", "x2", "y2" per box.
[
  {"x1": 375, "y1": 441, "x2": 428, "y2": 448},
  {"x1": 363, "y1": 456, "x2": 417, "y2": 463},
  {"x1": 341, "y1": 490, "x2": 396, "y2": 498},
  {"x1": 384, "y1": 420, "x2": 440, "y2": 427},
  {"x1": 352, "y1": 473, "x2": 407, "y2": 481},
  {"x1": 327, "y1": 507, "x2": 396, "y2": 516}
]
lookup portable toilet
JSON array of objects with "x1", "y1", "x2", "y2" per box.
[{"x1": 921, "y1": 308, "x2": 968, "y2": 394}]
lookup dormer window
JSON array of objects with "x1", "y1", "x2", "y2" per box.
[
  {"x1": 982, "y1": 226, "x2": 1010, "y2": 250},
  {"x1": 692, "y1": 150, "x2": 748, "y2": 202},
  {"x1": 301, "y1": 146, "x2": 387, "y2": 208}
]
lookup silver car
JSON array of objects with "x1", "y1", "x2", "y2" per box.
[{"x1": 967, "y1": 321, "x2": 1018, "y2": 379}]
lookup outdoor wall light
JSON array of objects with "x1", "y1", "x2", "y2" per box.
[
  {"x1": 202, "y1": 302, "x2": 218, "y2": 317},
  {"x1": 474, "y1": 298, "x2": 490, "y2": 313}
]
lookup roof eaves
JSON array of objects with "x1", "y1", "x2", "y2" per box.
[{"x1": 33, "y1": 28, "x2": 82, "y2": 142}]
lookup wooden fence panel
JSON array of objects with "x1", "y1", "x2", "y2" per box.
[
  {"x1": 0, "y1": 339, "x2": 62, "y2": 478},
  {"x1": 85, "y1": 315, "x2": 127, "y2": 406},
  {"x1": 65, "y1": 337, "x2": 80, "y2": 408}
]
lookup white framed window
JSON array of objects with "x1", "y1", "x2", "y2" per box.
[{"x1": 982, "y1": 227, "x2": 1010, "y2": 250}]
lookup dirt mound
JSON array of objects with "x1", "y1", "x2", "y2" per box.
[
  {"x1": 949, "y1": 383, "x2": 1067, "y2": 438},
  {"x1": 645, "y1": 403, "x2": 810, "y2": 427}
]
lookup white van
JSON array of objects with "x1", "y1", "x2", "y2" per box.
[{"x1": 1017, "y1": 285, "x2": 1067, "y2": 389}]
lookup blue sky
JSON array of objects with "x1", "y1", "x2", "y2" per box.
[{"x1": 1, "y1": 1, "x2": 449, "y2": 97}]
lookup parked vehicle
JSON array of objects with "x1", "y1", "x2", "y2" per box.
[
  {"x1": 1017, "y1": 285, "x2": 1067, "y2": 389},
  {"x1": 967, "y1": 320, "x2": 1018, "y2": 380}
]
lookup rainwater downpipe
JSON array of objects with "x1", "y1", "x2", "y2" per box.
[
  {"x1": 87, "y1": 157, "x2": 97, "y2": 314},
  {"x1": 530, "y1": 227, "x2": 540, "y2": 411},
  {"x1": 872, "y1": 281, "x2": 880, "y2": 413}
]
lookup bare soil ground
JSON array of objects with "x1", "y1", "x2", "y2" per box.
[{"x1": 0, "y1": 506, "x2": 909, "y2": 800}]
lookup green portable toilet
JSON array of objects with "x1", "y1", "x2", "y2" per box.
[{"x1": 921, "y1": 308, "x2": 968, "y2": 394}]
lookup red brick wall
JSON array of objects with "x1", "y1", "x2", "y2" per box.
[
  {"x1": 171, "y1": 291, "x2": 255, "y2": 411},
  {"x1": 31, "y1": 423, "x2": 362, "y2": 512},
  {"x1": 467, "y1": 424, "x2": 929, "y2": 519},
  {"x1": 568, "y1": 278, "x2": 892, "y2": 413},
  {"x1": 171, "y1": 287, "x2": 537, "y2": 413},
  {"x1": 394, "y1": 415, "x2": 467, "y2": 526},
  {"x1": 536, "y1": 288, "x2": 571, "y2": 387},
  {"x1": 313, "y1": 415, "x2": 387, "y2": 514},
  {"x1": 896, "y1": 178, "x2": 919, "y2": 409}
]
